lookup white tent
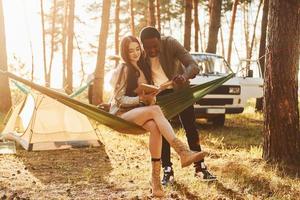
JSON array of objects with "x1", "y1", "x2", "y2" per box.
[{"x1": 2, "y1": 94, "x2": 100, "y2": 151}]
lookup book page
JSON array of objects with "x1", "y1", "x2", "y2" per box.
[
  {"x1": 135, "y1": 81, "x2": 173, "y2": 95},
  {"x1": 135, "y1": 84, "x2": 159, "y2": 94}
]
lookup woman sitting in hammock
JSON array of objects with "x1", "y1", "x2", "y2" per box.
[{"x1": 109, "y1": 35, "x2": 208, "y2": 197}]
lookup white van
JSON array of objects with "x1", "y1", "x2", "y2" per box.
[{"x1": 190, "y1": 53, "x2": 263, "y2": 126}]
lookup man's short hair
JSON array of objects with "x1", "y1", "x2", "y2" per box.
[{"x1": 140, "y1": 26, "x2": 161, "y2": 43}]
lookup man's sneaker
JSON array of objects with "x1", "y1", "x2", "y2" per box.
[
  {"x1": 161, "y1": 166, "x2": 174, "y2": 186},
  {"x1": 195, "y1": 169, "x2": 217, "y2": 181},
  {"x1": 195, "y1": 163, "x2": 217, "y2": 181}
]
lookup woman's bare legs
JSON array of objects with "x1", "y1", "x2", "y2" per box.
[
  {"x1": 142, "y1": 120, "x2": 164, "y2": 197},
  {"x1": 121, "y1": 106, "x2": 206, "y2": 197},
  {"x1": 121, "y1": 105, "x2": 207, "y2": 167},
  {"x1": 143, "y1": 120, "x2": 162, "y2": 159},
  {"x1": 121, "y1": 105, "x2": 176, "y2": 142}
]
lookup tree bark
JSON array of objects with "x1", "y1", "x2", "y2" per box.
[
  {"x1": 255, "y1": 0, "x2": 269, "y2": 112},
  {"x1": 156, "y1": 0, "x2": 161, "y2": 32},
  {"x1": 220, "y1": 27, "x2": 225, "y2": 57},
  {"x1": 249, "y1": 0, "x2": 262, "y2": 60},
  {"x1": 258, "y1": 0, "x2": 269, "y2": 77},
  {"x1": 193, "y1": 0, "x2": 199, "y2": 52},
  {"x1": 148, "y1": 0, "x2": 156, "y2": 26},
  {"x1": 263, "y1": 0, "x2": 300, "y2": 165},
  {"x1": 227, "y1": 0, "x2": 239, "y2": 64},
  {"x1": 115, "y1": 0, "x2": 120, "y2": 67},
  {"x1": 47, "y1": 0, "x2": 57, "y2": 87},
  {"x1": 184, "y1": 0, "x2": 192, "y2": 51},
  {"x1": 40, "y1": 0, "x2": 47, "y2": 87},
  {"x1": 92, "y1": 0, "x2": 111, "y2": 105},
  {"x1": 66, "y1": 0, "x2": 75, "y2": 94},
  {"x1": 130, "y1": 0, "x2": 135, "y2": 35},
  {"x1": 243, "y1": 3, "x2": 250, "y2": 60},
  {"x1": 74, "y1": 34, "x2": 85, "y2": 86},
  {"x1": 0, "y1": 0, "x2": 12, "y2": 113},
  {"x1": 62, "y1": 0, "x2": 68, "y2": 89},
  {"x1": 206, "y1": 0, "x2": 222, "y2": 53}
]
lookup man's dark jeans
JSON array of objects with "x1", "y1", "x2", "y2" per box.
[{"x1": 158, "y1": 89, "x2": 203, "y2": 168}]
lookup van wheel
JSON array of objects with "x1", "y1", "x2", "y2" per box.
[{"x1": 212, "y1": 114, "x2": 225, "y2": 127}]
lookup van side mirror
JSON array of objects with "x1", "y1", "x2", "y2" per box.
[{"x1": 247, "y1": 69, "x2": 253, "y2": 77}]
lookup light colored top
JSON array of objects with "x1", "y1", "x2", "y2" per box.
[
  {"x1": 150, "y1": 56, "x2": 169, "y2": 86},
  {"x1": 136, "y1": 66, "x2": 148, "y2": 85},
  {"x1": 145, "y1": 36, "x2": 200, "y2": 83},
  {"x1": 109, "y1": 63, "x2": 147, "y2": 115}
]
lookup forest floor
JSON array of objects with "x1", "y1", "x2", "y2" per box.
[{"x1": 1, "y1": 101, "x2": 300, "y2": 200}]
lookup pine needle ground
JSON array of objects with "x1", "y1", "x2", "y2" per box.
[{"x1": 0, "y1": 100, "x2": 299, "y2": 199}]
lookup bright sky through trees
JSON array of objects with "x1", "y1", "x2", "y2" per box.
[{"x1": 2, "y1": 0, "x2": 268, "y2": 89}]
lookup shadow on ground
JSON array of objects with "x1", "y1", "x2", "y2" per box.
[
  {"x1": 171, "y1": 182, "x2": 201, "y2": 200},
  {"x1": 18, "y1": 143, "x2": 112, "y2": 184},
  {"x1": 195, "y1": 116, "x2": 263, "y2": 149}
]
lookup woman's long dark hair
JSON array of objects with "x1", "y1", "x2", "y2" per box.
[{"x1": 120, "y1": 36, "x2": 153, "y2": 97}]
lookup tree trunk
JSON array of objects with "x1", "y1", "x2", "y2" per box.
[
  {"x1": 249, "y1": 0, "x2": 262, "y2": 60},
  {"x1": 115, "y1": 0, "x2": 120, "y2": 67},
  {"x1": 148, "y1": 0, "x2": 156, "y2": 27},
  {"x1": 130, "y1": 0, "x2": 135, "y2": 35},
  {"x1": 202, "y1": 15, "x2": 207, "y2": 51},
  {"x1": 29, "y1": 40, "x2": 34, "y2": 82},
  {"x1": 47, "y1": 0, "x2": 57, "y2": 87},
  {"x1": 65, "y1": 0, "x2": 74, "y2": 94},
  {"x1": 243, "y1": 3, "x2": 250, "y2": 60},
  {"x1": 199, "y1": 16, "x2": 204, "y2": 52},
  {"x1": 255, "y1": 0, "x2": 269, "y2": 111},
  {"x1": 156, "y1": 0, "x2": 161, "y2": 32},
  {"x1": 0, "y1": 0, "x2": 12, "y2": 114},
  {"x1": 206, "y1": 0, "x2": 222, "y2": 53},
  {"x1": 258, "y1": 0, "x2": 269, "y2": 77},
  {"x1": 263, "y1": 0, "x2": 300, "y2": 165},
  {"x1": 220, "y1": 27, "x2": 225, "y2": 57},
  {"x1": 92, "y1": 0, "x2": 111, "y2": 105},
  {"x1": 193, "y1": 0, "x2": 199, "y2": 52},
  {"x1": 62, "y1": 0, "x2": 68, "y2": 89},
  {"x1": 227, "y1": 0, "x2": 239, "y2": 64},
  {"x1": 184, "y1": 0, "x2": 192, "y2": 51},
  {"x1": 40, "y1": 0, "x2": 47, "y2": 87},
  {"x1": 74, "y1": 34, "x2": 85, "y2": 86}
]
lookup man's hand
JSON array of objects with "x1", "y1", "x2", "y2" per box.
[{"x1": 172, "y1": 74, "x2": 188, "y2": 85}]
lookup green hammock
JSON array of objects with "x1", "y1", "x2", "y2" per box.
[
  {"x1": 11, "y1": 78, "x2": 92, "y2": 98},
  {"x1": 69, "y1": 80, "x2": 93, "y2": 98},
  {"x1": 11, "y1": 80, "x2": 30, "y2": 94},
  {"x1": 157, "y1": 74, "x2": 234, "y2": 119},
  {"x1": 3, "y1": 71, "x2": 234, "y2": 134}
]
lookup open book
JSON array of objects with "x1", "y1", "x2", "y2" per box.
[{"x1": 135, "y1": 81, "x2": 173, "y2": 95}]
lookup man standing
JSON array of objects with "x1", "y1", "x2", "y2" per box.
[{"x1": 140, "y1": 27, "x2": 216, "y2": 185}]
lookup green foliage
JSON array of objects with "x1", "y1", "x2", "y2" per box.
[
  {"x1": 8, "y1": 55, "x2": 31, "y2": 79},
  {"x1": 159, "y1": 0, "x2": 184, "y2": 23},
  {"x1": 222, "y1": 0, "x2": 253, "y2": 12},
  {"x1": 44, "y1": 0, "x2": 67, "y2": 52}
]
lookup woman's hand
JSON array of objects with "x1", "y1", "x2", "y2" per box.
[{"x1": 139, "y1": 91, "x2": 157, "y2": 105}]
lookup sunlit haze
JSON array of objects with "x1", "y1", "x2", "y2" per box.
[{"x1": 3, "y1": 0, "x2": 264, "y2": 90}]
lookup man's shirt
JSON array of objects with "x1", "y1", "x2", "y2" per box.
[{"x1": 150, "y1": 56, "x2": 169, "y2": 86}]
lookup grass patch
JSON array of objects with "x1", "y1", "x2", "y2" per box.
[
  {"x1": 93, "y1": 106, "x2": 300, "y2": 199},
  {"x1": 1, "y1": 99, "x2": 299, "y2": 199}
]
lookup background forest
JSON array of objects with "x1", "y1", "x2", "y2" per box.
[
  {"x1": 1, "y1": 0, "x2": 264, "y2": 89},
  {"x1": 0, "y1": 0, "x2": 299, "y2": 199}
]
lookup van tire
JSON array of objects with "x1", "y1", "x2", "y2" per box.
[{"x1": 212, "y1": 114, "x2": 225, "y2": 127}]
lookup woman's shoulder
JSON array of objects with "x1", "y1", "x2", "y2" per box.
[{"x1": 110, "y1": 63, "x2": 128, "y2": 86}]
